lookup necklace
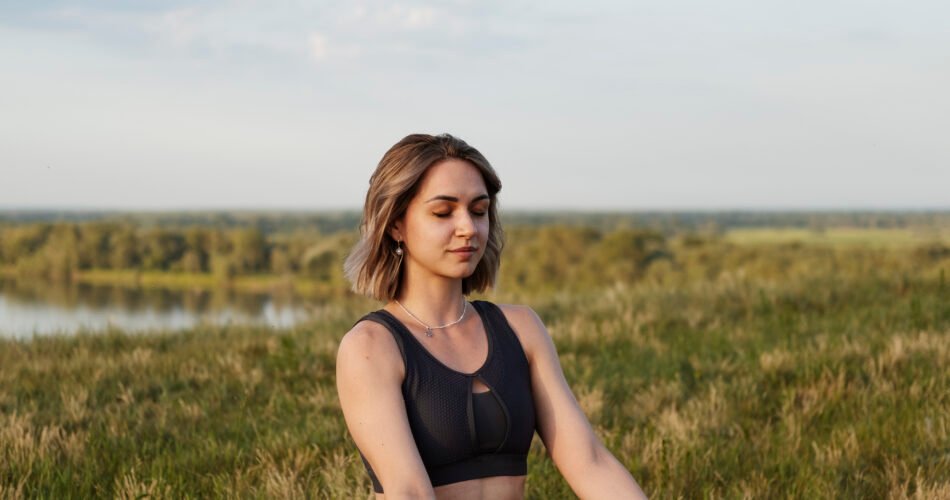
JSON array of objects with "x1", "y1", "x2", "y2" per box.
[{"x1": 395, "y1": 298, "x2": 468, "y2": 337}]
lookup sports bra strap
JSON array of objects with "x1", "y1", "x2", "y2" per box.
[
  {"x1": 471, "y1": 301, "x2": 505, "y2": 334},
  {"x1": 355, "y1": 311, "x2": 410, "y2": 370}
]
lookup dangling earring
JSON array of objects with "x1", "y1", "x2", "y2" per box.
[{"x1": 395, "y1": 241, "x2": 404, "y2": 256}]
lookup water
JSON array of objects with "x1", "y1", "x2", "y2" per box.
[{"x1": 0, "y1": 278, "x2": 314, "y2": 339}]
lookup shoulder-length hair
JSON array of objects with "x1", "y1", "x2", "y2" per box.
[{"x1": 344, "y1": 133, "x2": 504, "y2": 301}]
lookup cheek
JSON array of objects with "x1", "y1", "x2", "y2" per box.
[
  {"x1": 476, "y1": 222, "x2": 491, "y2": 259},
  {"x1": 478, "y1": 219, "x2": 490, "y2": 238},
  {"x1": 413, "y1": 219, "x2": 452, "y2": 245}
]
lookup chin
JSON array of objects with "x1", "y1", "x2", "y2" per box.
[
  {"x1": 446, "y1": 265, "x2": 479, "y2": 280},
  {"x1": 449, "y1": 270, "x2": 477, "y2": 280}
]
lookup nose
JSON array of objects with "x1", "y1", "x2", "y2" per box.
[{"x1": 456, "y1": 212, "x2": 477, "y2": 238}]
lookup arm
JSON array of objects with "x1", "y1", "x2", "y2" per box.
[
  {"x1": 336, "y1": 321, "x2": 435, "y2": 499},
  {"x1": 500, "y1": 305, "x2": 648, "y2": 500}
]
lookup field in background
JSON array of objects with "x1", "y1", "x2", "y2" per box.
[
  {"x1": 1, "y1": 224, "x2": 949, "y2": 498},
  {"x1": 725, "y1": 227, "x2": 950, "y2": 247}
]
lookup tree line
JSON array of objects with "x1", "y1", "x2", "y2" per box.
[
  {"x1": 3, "y1": 210, "x2": 948, "y2": 235},
  {"x1": 0, "y1": 222, "x2": 352, "y2": 285},
  {"x1": 3, "y1": 217, "x2": 947, "y2": 296},
  {"x1": 0, "y1": 222, "x2": 672, "y2": 292}
]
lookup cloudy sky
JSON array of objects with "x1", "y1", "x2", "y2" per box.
[{"x1": 2, "y1": 1, "x2": 947, "y2": 210}]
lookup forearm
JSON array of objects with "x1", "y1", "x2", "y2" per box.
[
  {"x1": 383, "y1": 491, "x2": 436, "y2": 500},
  {"x1": 561, "y1": 445, "x2": 648, "y2": 500},
  {"x1": 373, "y1": 469, "x2": 436, "y2": 500},
  {"x1": 378, "y1": 482, "x2": 436, "y2": 500}
]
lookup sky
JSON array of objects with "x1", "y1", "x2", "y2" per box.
[{"x1": 1, "y1": 1, "x2": 948, "y2": 211}]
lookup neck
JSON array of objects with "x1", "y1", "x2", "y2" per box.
[{"x1": 393, "y1": 266, "x2": 466, "y2": 325}]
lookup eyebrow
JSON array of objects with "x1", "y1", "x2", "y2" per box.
[{"x1": 425, "y1": 194, "x2": 490, "y2": 203}]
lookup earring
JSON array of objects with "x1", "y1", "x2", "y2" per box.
[{"x1": 395, "y1": 241, "x2": 404, "y2": 256}]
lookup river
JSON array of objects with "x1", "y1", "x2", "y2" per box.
[{"x1": 0, "y1": 278, "x2": 313, "y2": 339}]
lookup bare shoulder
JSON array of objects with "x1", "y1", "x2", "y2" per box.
[
  {"x1": 336, "y1": 318, "x2": 404, "y2": 382},
  {"x1": 336, "y1": 317, "x2": 430, "y2": 494},
  {"x1": 495, "y1": 303, "x2": 553, "y2": 361},
  {"x1": 496, "y1": 303, "x2": 543, "y2": 330}
]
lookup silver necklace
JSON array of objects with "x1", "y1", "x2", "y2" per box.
[{"x1": 395, "y1": 299, "x2": 468, "y2": 337}]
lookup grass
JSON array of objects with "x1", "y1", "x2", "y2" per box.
[
  {"x1": 725, "y1": 227, "x2": 950, "y2": 247},
  {"x1": 1, "y1": 236, "x2": 949, "y2": 498}
]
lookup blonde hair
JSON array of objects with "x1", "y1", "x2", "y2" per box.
[{"x1": 344, "y1": 133, "x2": 504, "y2": 301}]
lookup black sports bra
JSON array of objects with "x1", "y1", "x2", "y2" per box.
[
  {"x1": 354, "y1": 300, "x2": 536, "y2": 493},
  {"x1": 472, "y1": 391, "x2": 506, "y2": 452}
]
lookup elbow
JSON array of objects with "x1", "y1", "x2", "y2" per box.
[
  {"x1": 581, "y1": 442, "x2": 614, "y2": 475},
  {"x1": 551, "y1": 437, "x2": 607, "y2": 476},
  {"x1": 590, "y1": 441, "x2": 615, "y2": 466}
]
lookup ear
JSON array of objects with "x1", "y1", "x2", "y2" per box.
[{"x1": 389, "y1": 219, "x2": 404, "y2": 243}]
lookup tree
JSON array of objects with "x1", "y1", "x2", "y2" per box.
[
  {"x1": 140, "y1": 229, "x2": 186, "y2": 270},
  {"x1": 231, "y1": 228, "x2": 267, "y2": 273},
  {"x1": 270, "y1": 247, "x2": 292, "y2": 275},
  {"x1": 43, "y1": 223, "x2": 81, "y2": 281},
  {"x1": 182, "y1": 227, "x2": 211, "y2": 272},
  {"x1": 110, "y1": 226, "x2": 139, "y2": 270},
  {"x1": 501, "y1": 226, "x2": 601, "y2": 292},
  {"x1": 590, "y1": 229, "x2": 669, "y2": 283},
  {"x1": 1, "y1": 224, "x2": 51, "y2": 264},
  {"x1": 300, "y1": 232, "x2": 355, "y2": 286},
  {"x1": 77, "y1": 222, "x2": 114, "y2": 269}
]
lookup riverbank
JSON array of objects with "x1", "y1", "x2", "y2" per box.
[{"x1": 0, "y1": 266, "x2": 339, "y2": 297}]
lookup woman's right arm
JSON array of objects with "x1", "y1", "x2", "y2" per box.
[{"x1": 336, "y1": 321, "x2": 435, "y2": 499}]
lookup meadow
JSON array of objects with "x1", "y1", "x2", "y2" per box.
[{"x1": 1, "y1": 227, "x2": 948, "y2": 499}]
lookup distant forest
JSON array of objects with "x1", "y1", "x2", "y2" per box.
[
  {"x1": 0, "y1": 220, "x2": 671, "y2": 292},
  {"x1": 1, "y1": 210, "x2": 947, "y2": 294},
  {"x1": 2, "y1": 209, "x2": 949, "y2": 235}
]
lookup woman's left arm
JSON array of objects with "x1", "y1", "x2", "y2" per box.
[{"x1": 500, "y1": 305, "x2": 648, "y2": 500}]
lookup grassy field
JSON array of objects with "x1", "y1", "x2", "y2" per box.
[
  {"x1": 1, "y1": 231, "x2": 949, "y2": 498},
  {"x1": 724, "y1": 227, "x2": 950, "y2": 247}
]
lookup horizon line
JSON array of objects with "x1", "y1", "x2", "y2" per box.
[{"x1": 1, "y1": 206, "x2": 949, "y2": 214}]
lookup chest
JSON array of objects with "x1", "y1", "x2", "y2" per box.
[
  {"x1": 399, "y1": 322, "x2": 536, "y2": 466},
  {"x1": 404, "y1": 325, "x2": 490, "y2": 376}
]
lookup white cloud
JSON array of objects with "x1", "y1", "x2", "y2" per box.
[
  {"x1": 26, "y1": 2, "x2": 532, "y2": 67},
  {"x1": 363, "y1": 4, "x2": 441, "y2": 30},
  {"x1": 404, "y1": 7, "x2": 436, "y2": 29},
  {"x1": 342, "y1": 5, "x2": 368, "y2": 22},
  {"x1": 38, "y1": 4, "x2": 315, "y2": 61},
  {"x1": 146, "y1": 7, "x2": 199, "y2": 48},
  {"x1": 309, "y1": 32, "x2": 328, "y2": 61}
]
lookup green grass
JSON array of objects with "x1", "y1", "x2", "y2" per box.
[
  {"x1": 725, "y1": 227, "x2": 950, "y2": 247},
  {"x1": 1, "y1": 240, "x2": 949, "y2": 498}
]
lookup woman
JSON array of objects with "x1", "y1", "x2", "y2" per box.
[{"x1": 337, "y1": 133, "x2": 647, "y2": 499}]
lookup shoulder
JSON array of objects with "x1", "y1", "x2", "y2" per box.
[
  {"x1": 494, "y1": 303, "x2": 542, "y2": 330},
  {"x1": 491, "y1": 303, "x2": 554, "y2": 363},
  {"x1": 336, "y1": 316, "x2": 405, "y2": 384}
]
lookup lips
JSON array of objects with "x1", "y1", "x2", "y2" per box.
[{"x1": 449, "y1": 246, "x2": 478, "y2": 253}]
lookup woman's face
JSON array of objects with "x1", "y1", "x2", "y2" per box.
[{"x1": 393, "y1": 158, "x2": 490, "y2": 284}]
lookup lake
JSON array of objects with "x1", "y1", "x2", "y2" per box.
[{"x1": 0, "y1": 278, "x2": 314, "y2": 339}]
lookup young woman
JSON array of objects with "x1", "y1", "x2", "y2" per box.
[{"x1": 337, "y1": 133, "x2": 647, "y2": 499}]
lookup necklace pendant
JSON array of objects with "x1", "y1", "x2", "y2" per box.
[{"x1": 394, "y1": 299, "x2": 467, "y2": 339}]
